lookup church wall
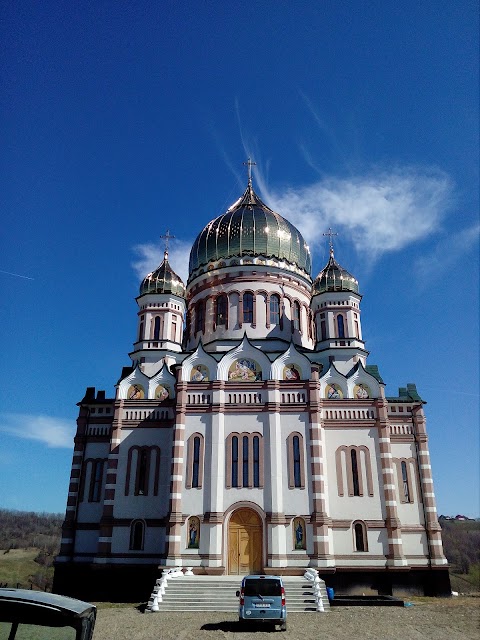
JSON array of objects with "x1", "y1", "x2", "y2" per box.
[
  {"x1": 402, "y1": 531, "x2": 429, "y2": 559},
  {"x1": 324, "y1": 426, "x2": 384, "y2": 521},
  {"x1": 110, "y1": 524, "x2": 165, "y2": 556},
  {"x1": 111, "y1": 427, "x2": 172, "y2": 520},
  {"x1": 74, "y1": 529, "x2": 99, "y2": 555}
]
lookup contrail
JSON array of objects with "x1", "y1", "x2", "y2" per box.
[{"x1": 0, "y1": 269, "x2": 34, "y2": 280}]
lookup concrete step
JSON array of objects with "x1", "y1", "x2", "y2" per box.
[{"x1": 146, "y1": 576, "x2": 330, "y2": 613}]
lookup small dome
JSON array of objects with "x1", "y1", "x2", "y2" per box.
[
  {"x1": 139, "y1": 252, "x2": 186, "y2": 298},
  {"x1": 313, "y1": 250, "x2": 359, "y2": 294},
  {"x1": 189, "y1": 183, "x2": 311, "y2": 277}
]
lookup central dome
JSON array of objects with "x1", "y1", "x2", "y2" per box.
[{"x1": 188, "y1": 183, "x2": 311, "y2": 277}]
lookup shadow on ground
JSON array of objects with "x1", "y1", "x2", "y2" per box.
[{"x1": 201, "y1": 621, "x2": 279, "y2": 632}]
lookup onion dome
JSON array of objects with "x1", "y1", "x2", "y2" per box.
[
  {"x1": 313, "y1": 247, "x2": 359, "y2": 294},
  {"x1": 188, "y1": 182, "x2": 312, "y2": 277},
  {"x1": 139, "y1": 251, "x2": 186, "y2": 298}
]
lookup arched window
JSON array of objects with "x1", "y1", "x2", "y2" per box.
[
  {"x1": 335, "y1": 446, "x2": 374, "y2": 497},
  {"x1": 216, "y1": 295, "x2": 228, "y2": 327},
  {"x1": 293, "y1": 436, "x2": 302, "y2": 488},
  {"x1": 401, "y1": 461, "x2": 410, "y2": 502},
  {"x1": 171, "y1": 317, "x2": 177, "y2": 342},
  {"x1": 270, "y1": 294, "x2": 280, "y2": 325},
  {"x1": 91, "y1": 460, "x2": 104, "y2": 502},
  {"x1": 192, "y1": 437, "x2": 201, "y2": 488},
  {"x1": 253, "y1": 436, "x2": 260, "y2": 487},
  {"x1": 337, "y1": 315, "x2": 345, "y2": 339},
  {"x1": 226, "y1": 433, "x2": 264, "y2": 489},
  {"x1": 243, "y1": 292, "x2": 254, "y2": 324},
  {"x1": 353, "y1": 521, "x2": 368, "y2": 552},
  {"x1": 287, "y1": 433, "x2": 305, "y2": 489},
  {"x1": 351, "y1": 449, "x2": 360, "y2": 496},
  {"x1": 153, "y1": 316, "x2": 161, "y2": 340},
  {"x1": 138, "y1": 318, "x2": 144, "y2": 341},
  {"x1": 232, "y1": 436, "x2": 239, "y2": 487},
  {"x1": 195, "y1": 300, "x2": 205, "y2": 333},
  {"x1": 186, "y1": 433, "x2": 204, "y2": 489},
  {"x1": 293, "y1": 301, "x2": 301, "y2": 331},
  {"x1": 80, "y1": 458, "x2": 106, "y2": 503},
  {"x1": 242, "y1": 436, "x2": 249, "y2": 487},
  {"x1": 130, "y1": 520, "x2": 145, "y2": 551},
  {"x1": 125, "y1": 446, "x2": 161, "y2": 497},
  {"x1": 137, "y1": 449, "x2": 149, "y2": 495}
]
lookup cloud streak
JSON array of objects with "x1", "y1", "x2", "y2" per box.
[
  {"x1": 0, "y1": 414, "x2": 75, "y2": 448},
  {"x1": 256, "y1": 167, "x2": 454, "y2": 261},
  {"x1": 414, "y1": 223, "x2": 480, "y2": 287},
  {"x1": 132, "y1": 239, "x2": 192, "y2": 284}
]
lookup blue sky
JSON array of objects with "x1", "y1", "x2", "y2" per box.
[{"x1": 0, "y1": 1, "x2": 478, "y2": 518}]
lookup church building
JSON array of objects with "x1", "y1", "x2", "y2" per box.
[{"x1": 54, "y1": 172, "x2": 450, "y2": 599}]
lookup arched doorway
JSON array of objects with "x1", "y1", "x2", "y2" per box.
[{"x1": 228, "y1": 508, "x2": 263, "y2": 575}]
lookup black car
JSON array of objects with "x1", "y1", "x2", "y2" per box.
[{"x1": 0, "y1": 588, "x2": 96, "y2": 639}]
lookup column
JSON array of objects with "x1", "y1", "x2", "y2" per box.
[
  {"x1": 265, "y1": 380, "x2": 287, "y2": 568},
  {"x1": 96, "y1": 398, "x2": 124, "y2": 561},
  {"x1": 203, "y1": 380, "x2": 225, "y2": 571},
  {"x1": 412, "y1": 406, "x2": 448, "y2": 566},
  {"x1": 165, "y1": 369, "x2": 187, "y2": 565},
  {"x1": 308, "y1": 367, "x2": 334, "y2": 567},
  {"x1": 375, "y1": 395, "x2": 407, "y2": 567},
  {"x1": 58, "y1": 406, "x2": 89, "y2": 560}
]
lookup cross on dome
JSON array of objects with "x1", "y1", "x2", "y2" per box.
[
  {"x1": 243, "y1": 157, "x2": 257, "y2": 186},
  {"x1": 323, "y1": 227, "x2": 338, "y2": 257},
  {"x1": 160, "y1": 230, "x2": 175, "y2": 259}
]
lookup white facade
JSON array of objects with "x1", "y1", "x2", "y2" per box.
[{"x1": 55, "y1": 181, "x2": 450, "y2": 599}]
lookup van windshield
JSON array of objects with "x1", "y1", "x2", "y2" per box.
[{"x1": 244, "y1": 579, "x2": 282, "y2": 597}]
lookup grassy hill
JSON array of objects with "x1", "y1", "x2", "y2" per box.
[{"x1": 0, "y1": 509, "x2": 63, "y2": 590}]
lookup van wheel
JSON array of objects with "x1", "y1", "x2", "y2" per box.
[{"x1": 281, "y1": 622, "x2": 287, "y2": 631}]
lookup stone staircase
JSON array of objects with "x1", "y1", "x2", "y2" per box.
[{"x1": 146, "y1": 575, "x2": 330, "y2": 613}]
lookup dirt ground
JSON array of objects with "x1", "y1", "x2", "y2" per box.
[{"x1": 93, "y1": 597, "x2": 479, "y2": 640}]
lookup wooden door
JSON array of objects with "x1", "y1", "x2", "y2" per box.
[{"x1": 228, "y1": 508, "x2": 262, "y2": 574}]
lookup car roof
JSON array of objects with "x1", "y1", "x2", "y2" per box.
[
  {"x1": 0, "y1": 588, "x2": 96, "y2": 618},
  {"x1": 243, "y1": 575, "x2": 283, "y2": 580}
]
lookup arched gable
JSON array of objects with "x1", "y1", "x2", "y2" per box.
[
  {"x1": 320, "y1": 362, "x2": 347, "y2": 399},
  {"x1": 271, "y1": 343, "x2": 311, "y2": 380},
  {"x1": 181, "y1": 342, "x2": 218, "y2": 382},
  {"x1": 117, "y1": 366, "x2": 149, "y2": 400},
  {"x1": 346, "y1": 361, "x2": 381, "y2": 399},
  {"x1": 218, "y1": 335, "x2": 271, "y2": 381}
]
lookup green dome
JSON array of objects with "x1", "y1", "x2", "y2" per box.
[
  {"x1": 189, "y1": 183, "x2": 312, "y2": 277},
  {"x1": 140, "y1": 252, "x2": 186, "y2": 298},
  {"x1": 313, "y1": 250, "x2": 359, "y2": 294}
]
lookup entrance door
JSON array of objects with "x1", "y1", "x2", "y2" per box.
[{"x1": 228, "y1": 508, "x2": 262, "y2": 574}]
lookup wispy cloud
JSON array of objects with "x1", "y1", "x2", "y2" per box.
[
  {"x1": 414, "y1": 223, "x2": 480, "y2": 287},
  {"x1": 255, "y1": 166, "x2": 454, "y2": 261},
  {"x1": 0, "y1": 414, "x2": 75, "y2": 448},
  {"x1": 132, "y1": 239, "x2": 192, "y2": 284}
]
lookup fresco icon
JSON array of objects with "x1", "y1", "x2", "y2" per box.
[
  {"x1": 293, "y1": 517, "x2": 306, "y2": 550},
  {"x1": 187, "y1": 516, "x2": 200, "y2": 549},
  {"x1": 228, "y1": 358, "x2": 262, "y2": 382},
  {"x1": 325, "y1": 383, "x2": 343, "y2": 399},
  {"x1": 127, "y1": 384, "x2": 145, "y2": 400},
  {"x1": 155, "y1": 385, "x2": 170, "y2": 402},
  {"x1": 283, "y1": 364, "x2": 301, "y2": 380},
  {"x1": 354, "y1": 383, "x2": 370, "y2": 399},
  {"x1": 191, "y1": 364, "x2": 209, "y2": 382}
]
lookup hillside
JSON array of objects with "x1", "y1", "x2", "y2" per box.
[{"x1": 0, "y1": 509, "x2": 63, "y2": 590}]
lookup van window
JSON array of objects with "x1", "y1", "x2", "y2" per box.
[{"x1": 244, "y1": 578, "x2": 282, "y2": 597}]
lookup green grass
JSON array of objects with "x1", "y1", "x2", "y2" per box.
[{"x1": 0, "y1": 548, "x2": 52, "y2": 589}]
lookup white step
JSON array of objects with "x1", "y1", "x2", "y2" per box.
[{"x1": 146, "y1": 576, "x2": 330, "y2": 613}]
